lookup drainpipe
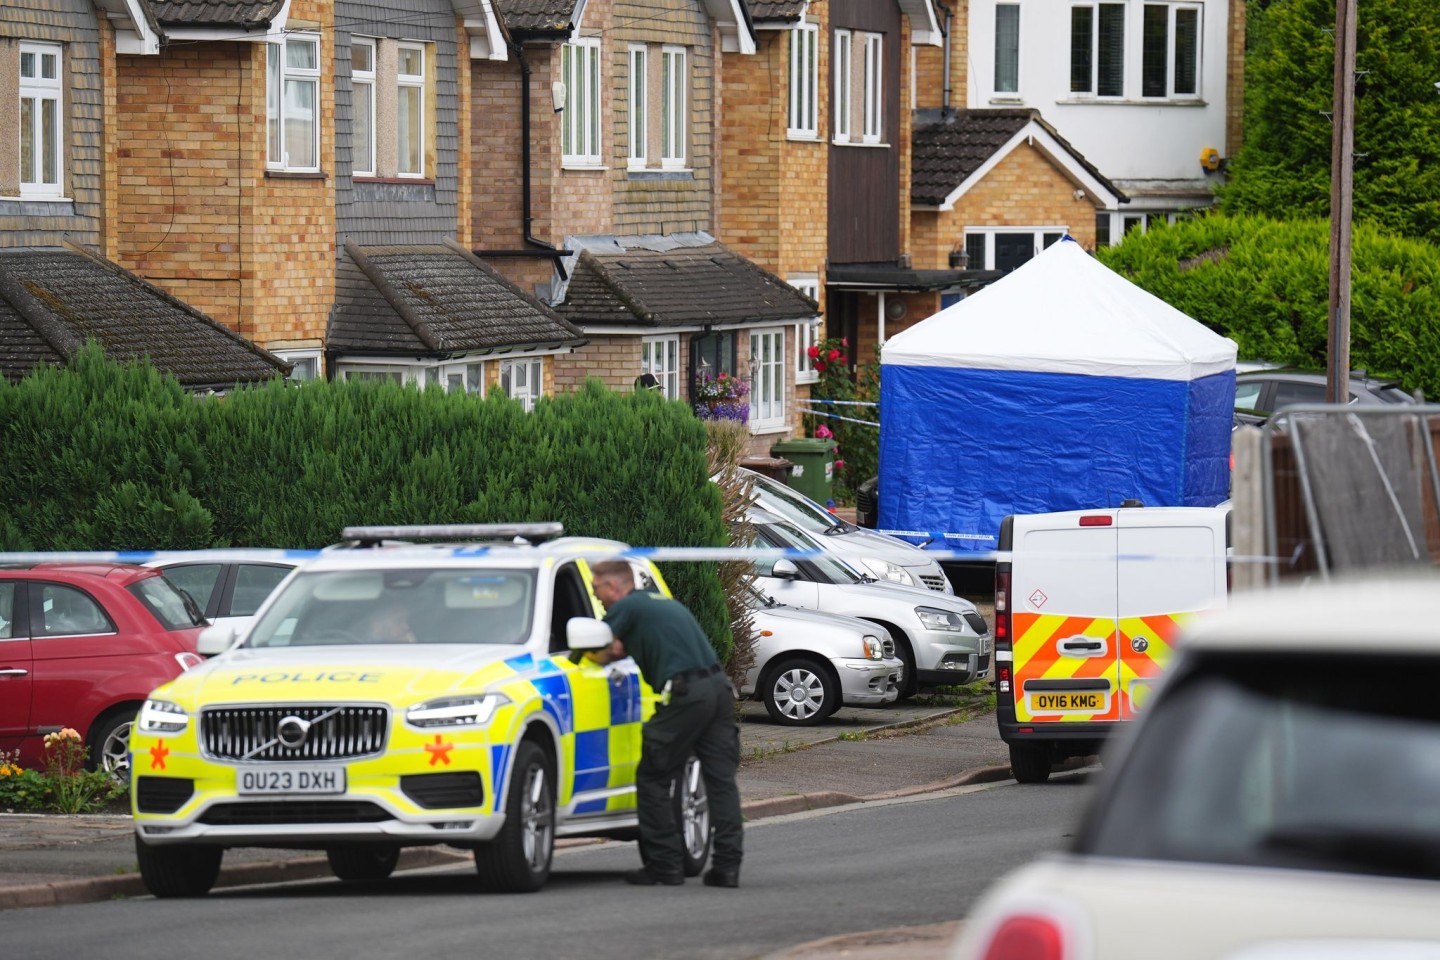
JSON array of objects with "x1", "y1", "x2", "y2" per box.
[
  {"x1": 940, "y1": 2, "x2": 953, "y2": 116},
  {"x1": 514, "y1": 40, "x2": 555, "y2": 254}
]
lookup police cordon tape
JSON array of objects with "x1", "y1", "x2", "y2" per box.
[{"x1": 0, "y1": 545, "x2": 1282, "y2": 566}]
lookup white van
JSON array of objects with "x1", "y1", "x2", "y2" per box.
[
  {"x1": 737, "y1": 467, "x2": 954, "y2": 595},
  {"x1": 993, "y1": 503, "x2": 1229, "y2": 782}
]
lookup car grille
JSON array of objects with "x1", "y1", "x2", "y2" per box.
[
  {"x1": 920, "y1": 574, "x2": 949, "y2": 593},
  {"x1": 200, "y1": 705, "x2": 389, "y2": 762},
  {"x1": 199, "y1": 801, "x2": 391, "y2": 825},
  {"x1": 962, "y1": 612, "x2": 990, "y2": 635},
  {"x1": 135, "y1": 776, "x2": 194, "y2": 814},
  {"x1": 401, "y1": 772, "x2": 485, "y2": 809}
]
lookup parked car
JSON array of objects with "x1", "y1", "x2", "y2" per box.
[
  {"x1": 1235, "y1": 368, "x2": 1417, "y2": 419},
  {"x1": 952, "y1": 574, "x2": 1440, "y2": 959},
  {"x1": 745, "y1": 509, "x2": 990, "y2": 698},
  {"x1": 129, "y1": 524, "x2": 711, "y2": 898},
  {"x1": 733, "y1": 467, "x2": 954, "y2": 595},
  {"x1": 740, "y1": 583, "x2": 904, "y2": 725},
  {"x1": 145, "y1": 556, "x2": 295, "y2": 631},
  {"x1": 0, "y1": 563, "x2": 207, "y2": 781}
]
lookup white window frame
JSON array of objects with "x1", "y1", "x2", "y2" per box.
[
  {"x1": 437, "y1": 360, "x2": 486, "y2": 395},
  {"x1": 562, "y1": 37, "x2": 602, "y2": 167},
  {"x1": 789, "y1": 278, "x2": 821, "y2": 384},
  {"x1": 351, "y1": 39, "x2": 376, "y2": 177},
  {"x1": 660, "y1": 46, "x2": 687, "y2": 169},
  {"x1": 962, "y1": 228, "x2": 1068, "y2": 270},
  {"x1": 641, "y1": 336, "x2": 680, "y2": 398},
  {"x1": 396, "y1": 43, "x2": 426, "y2": 177},
  {"x1": 833, "y1": 30, "x2": 853, "y2": 144},
  {"x1": 628, "y1": 44, "x2": 647, "y2": 167},
  {"x1": 272, "y1": 348, "x2": 323, "y2": 381},
  {"x1": 337, "y1": 363, "x2": 420, "y2": 385},
  {"x1": 18, "y1": 42, "x2": 63, "y2": 198},
  {"x1": 788, "y1": 23, "x2": 818, "y2": 139},
  {"x1": 861, "y1": 32, "x2": 883, "y2": 144},
  {"x1": 1069, "y1": 3, "x2": 1126, "y2": 99},
  {"x1": 1141, "y1": 2, "x2": 1202, "y2": 99},
  {"x1": 267, "y1": 33, "x2": 321, "y2": 172},
  {"x1": 749, "y1": 328, "x2": 786, "y2": 430},
  {"x1": 500, "y1": 357, "x2": 544, "y2": 411},
  {"x1": 994, "y1": 4, "x2": 1021, "y2": 95}
]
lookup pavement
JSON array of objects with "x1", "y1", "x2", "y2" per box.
[{"x1": 0, "y1": 693, "x2": 1015, "y2": 959}]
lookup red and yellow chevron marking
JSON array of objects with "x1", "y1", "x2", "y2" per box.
[{"x1": 1013, "y1": 611, "x2": 1194, "y2": 724}]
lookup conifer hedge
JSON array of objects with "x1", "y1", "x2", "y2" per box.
[{"x1": 0, "y1": 347, "x2": 734, "y2": 658}]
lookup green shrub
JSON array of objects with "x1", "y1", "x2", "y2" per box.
[{"x1": 1097, "y1": 213, "x2": 1440, "y2": 399}]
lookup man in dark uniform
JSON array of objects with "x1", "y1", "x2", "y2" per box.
[{"x1": 586, "y1": 559, "x2": 743, "y2": 888}]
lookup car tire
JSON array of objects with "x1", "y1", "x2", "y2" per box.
[
  {"x1": 474, "y1": 740, "x2": 554, "y2": 893},
  {"x1": 894, "y1": 641, "x2": 918, "y2": 700},
  {"x1": 762, "y1": 657, "x2": 839, "y2": 725},
  {"x1": 135, "y1": 836, "x2": 223, "y2": 898},
  {"x1": 327, "y1": 844, "x2": 401, "y2": 882},
  {"x1": 1009, "y1": 743, "x2": 1053, "y2": 784},
  {"x1": 674, "y1": 755, "x2": 712, "y2": 877},
  {"x1": 89, "y1": 706, "x2": 137, "y2": 787}
]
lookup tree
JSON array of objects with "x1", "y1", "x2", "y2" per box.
[{"x1": 1222, "y1": 0, "x2": 1440, "y2": 244}]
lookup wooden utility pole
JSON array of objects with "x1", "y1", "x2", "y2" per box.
[{"x1": 1327, "y1": 0, "x2": 1358, "y2": 402}]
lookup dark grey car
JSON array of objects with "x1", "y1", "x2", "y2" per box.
[{"x1": 1234, "y1": 369, "x2": 1417, "y2": 420}]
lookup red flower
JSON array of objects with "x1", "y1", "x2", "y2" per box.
[
  {"x1": 841, "y1": 338, "x2": 849, "y2": 348},
  {"x1": 718, "y1": 372, "x2": 728, "y2": 379},
  {"x1": 814, "y1": 360, "x2": 828, "y2": 373},
  {"x1": 807, "y1": 345, "x2": 821, "y2": 360},
  {"x1": 827, "y1": 349, "x2": 841, "y2": 362}
]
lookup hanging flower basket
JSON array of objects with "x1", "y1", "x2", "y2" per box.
[{"x1": 694, "y1": 372, "x2": 750, "y2": 422}]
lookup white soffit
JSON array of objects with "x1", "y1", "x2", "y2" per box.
[
  {"x1": 94, "y1": 0, "x2": 161, "y2": 54},
  {"x1": 899, "y1": 0, "x2": 942, "y2": 46}
]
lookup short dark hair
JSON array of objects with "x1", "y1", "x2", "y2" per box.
[{"x1": 590, "y1": 559, "x2": 632, "y2": 583}]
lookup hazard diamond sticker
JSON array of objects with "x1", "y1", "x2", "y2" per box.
[{"x1": 1029, "y1": 588, "x2": 1048, "y2": 609}]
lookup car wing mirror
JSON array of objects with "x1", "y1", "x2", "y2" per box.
[
  {"x1": 567, "y1": 617, "x2": 614, "y2": 652},
  {"x1": 771, "y1": 558, "x2": 800, "y2": 580},
  {"x1": 196, "y1": 623, "x2": 238, "y2": 656}
]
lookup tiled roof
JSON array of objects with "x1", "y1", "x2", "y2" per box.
[
  {"x1": 911, "y1": 108, "x2": 1124, "y2": 207},
  {"x1": 0, "y1": 246, "x2": 289, "y2": 389},
  {"x1": 327, "y1": 240, "x2": 586, "y2": 354},
  {"x1": 495, "y1": 0, "x2": 578, "y2": 33},
  {"x1": 747, "y1": 1, "x2": 808, "y2": 23},
  {"x1": 558, "y1": 235, "x2": 819, "y2": 328},
  {"x1": 145, "y1": 1, "x2": 285, "y2": 27}
]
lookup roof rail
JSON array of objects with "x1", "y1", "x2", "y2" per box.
[{"x1": 337, "y1": 523, "x2": 565, "y2": 548}]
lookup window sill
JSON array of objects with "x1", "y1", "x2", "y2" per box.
[
  {"x1": 1057, "y1": 96, "x2": 1208, "y2": 107},
  {"x1": 1, "y1": 194, "x2": 73, "y2": 204},
  {"x1": 988, "y1": 95, "x2": 1024, "y2": 105},
  {"x1": 627, "y1": 168, "x2": 695, "y2": 181},
  {"x1": 786, "y1": 132, "x2": 821, "y2": 143},
  {"x1": 749, "y1": 422, "x2": 789, "y2": 436},
  {"x1": 831, "y1": 139, "x2": 891, "y2": 149},
  {"x1": 353, "y1": 176, "x2": 435, "y2": 185},
  {"x1": 795, "y1": 372, "x2": 820, "y2": 385},
  {"x1": 562, "y1": 162, "x2": 607, "y2": 172},
  {"x1": 265, "y1": 170, "x2": 329, "y2": 180}
]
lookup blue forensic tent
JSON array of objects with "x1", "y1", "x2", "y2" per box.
[{"x1": 878, "y1": 238, "x2": 1237, "y2": 551}]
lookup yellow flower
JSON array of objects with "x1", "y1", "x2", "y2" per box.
[{"x1": 0, "y1": 763, "x2": 20, "y2": 777}]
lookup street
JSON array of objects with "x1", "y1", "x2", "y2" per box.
[{"x1": 6, "y1": 774, "x2": 1093, "y2": 960}]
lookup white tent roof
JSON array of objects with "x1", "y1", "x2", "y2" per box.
[{"x1": 883, "y1": 238, "x2": 1237, "y2": 381}]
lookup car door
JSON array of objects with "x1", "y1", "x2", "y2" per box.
[{"x1": 0, "y1": 581, "x2": 34, "y2": 754}]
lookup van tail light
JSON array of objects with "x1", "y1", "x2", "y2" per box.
[
  {"x1": 981, "y1": 914, "x2": 1067, "y2": 960},
  {"x1": 994, "y1": 568, "x2": 1011, "y2": 645}
]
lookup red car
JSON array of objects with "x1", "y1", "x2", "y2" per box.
[{"x1": 0, "y1": 563, "x2": 207, "y2": 781}]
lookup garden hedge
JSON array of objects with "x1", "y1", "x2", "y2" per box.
[{"x1": 0, "y1": 347, "x2": 734, "y2": 659}]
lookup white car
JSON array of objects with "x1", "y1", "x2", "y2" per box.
[
  {"x1": 952, "y1": 575, "x2": 1440, "y2": 959},
  {"x1": 746, "y1": 510, "x2": 991, "y2": 698},
  {"x1": 741, "y1": 584, "x2": 904, "y2": 725},
  {"x1": 734, "y1": 467, "x2": 954, "y2": 595}
]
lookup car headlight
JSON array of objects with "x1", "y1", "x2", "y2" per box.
[
  {"x1": 862, "y1": 635, "x2": 885, "y2": 660},
  {"x1": 138, "y1": 699, "x2": 190, "y2": 736},
  {"x1": 862, "y1": 557, "x2": 917, "y2": 587},
  {"x1": 406, "y1": 694, "x2": 510, "y2": 729},
  {"x1": 916, "y1": 606, "x2": 964, "y2": 632}
]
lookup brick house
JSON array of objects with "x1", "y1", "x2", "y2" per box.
[
  {"x1": 0, "y1": 1, "x2": 287, "y2": 388},
  {"x1": 478, "y1": 0, "x2": 819, "y2": 455}
]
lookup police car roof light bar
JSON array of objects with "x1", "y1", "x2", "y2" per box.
[{"x1": 339, "y1": 523, "x2": 565, "y2": 548}]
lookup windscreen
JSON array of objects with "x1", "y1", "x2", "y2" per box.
[
  {"x1": 757, "y1": 521, "x2": 865, "y2": 584},
  {"x1": 245, "y1": 568, "x2": 537, "y2": 648},
  {"x1": 1080, "y1": 652, "x2": 1440, "y2": 882},
  {"x1": 129, "y1": 575, "x2": 208, "y2": 630},
  {"x1": 751, "y1": 472, "x2": 854, "y2": 535}
]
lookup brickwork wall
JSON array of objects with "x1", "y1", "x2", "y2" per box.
[
  {"x1": 553, "y1": 0, "x2": 615, "y2": 238},
  {"x1": 552, "y1": 332, "x2": 648, "y2": 393},
  {"x1": 718, "y1": 32, "x2": 782, "y2": 267},
  {"x1": 896, "y1": 15, "x2": 913, "y2": 263},
  {"x1": 97, "y1": 18, "x2": 117, "y2": 260},
  {"x1": 912, "y1": 0, "x2": 965, "y2": 111},
  {"x1": 454, "y1": 17, "x2": 473, "y2": 246},
  {"x1": 1226, "y1": 0, "x2": 1245, "y2": 158},
  {"x1": 912, "y1": 143, "x2": 1099, "y2": 270},
  {"x1": 469, "y1": 57, "x2": 525, "y2": 248}
]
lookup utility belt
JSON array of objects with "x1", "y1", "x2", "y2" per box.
[{"x1": 660, "y1": 663, "x2": 723, "y2": 702}]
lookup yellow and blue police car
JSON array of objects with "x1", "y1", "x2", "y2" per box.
[{"x1": 129, "y1": 524, "x2": 711, "y2": 897}]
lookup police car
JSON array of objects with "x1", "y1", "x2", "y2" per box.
[{"x1": 129, "y1": 524, "x2": 710, "y2": 897}]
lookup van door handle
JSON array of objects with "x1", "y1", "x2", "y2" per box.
[
  {"x1": 1057, "y1": 635, "x2": 1107, "y2": 658},
  {"x1": 0, "y1": 668, "x2": 28, "y2": 677}
]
